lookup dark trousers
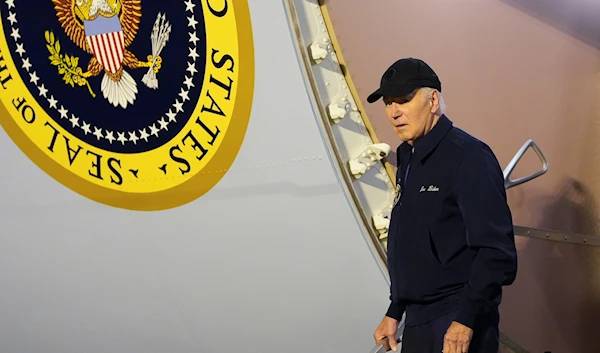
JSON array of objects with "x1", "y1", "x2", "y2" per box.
[{"x1": 400, "y1": 309, "x2": 499, "y2": 353}]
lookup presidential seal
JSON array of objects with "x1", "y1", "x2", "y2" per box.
[{"x1": 0, "y1": 0, "x2": 254, "y2": 210}]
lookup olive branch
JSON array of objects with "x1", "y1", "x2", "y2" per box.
[{"x1": 44, "y1": 30, "x2": 96, "y2": 98}]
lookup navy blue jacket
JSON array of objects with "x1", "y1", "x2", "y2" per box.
[{"x1": 385, "y1": 115, "x2": 517, "y2": 329}]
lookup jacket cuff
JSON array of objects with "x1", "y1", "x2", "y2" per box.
[
  {"x1": 385, "y1": 301, "x2": 405, "y2": 321},
  {"x1": 453, "y1": 310, "x2": 476, "y2": 329},
  {"x1": 454, "y1": 295, "x2": 480, "y2": 329}
]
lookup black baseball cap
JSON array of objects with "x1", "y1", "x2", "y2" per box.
[{"x1": 366, "y1": 58, "x2": 441, "y2": 103}]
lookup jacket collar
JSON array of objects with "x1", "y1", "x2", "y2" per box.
[{"x1": 396, "y1": 114, "x2": 453, "y2": 163}]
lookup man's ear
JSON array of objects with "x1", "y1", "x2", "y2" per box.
[{"x1": 429, "y1": 89, "x2": 440, "y2": 114}]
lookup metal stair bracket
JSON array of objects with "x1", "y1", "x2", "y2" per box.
[{"x1": 284, "y1": 0, "x2": 398, "y2": 267}]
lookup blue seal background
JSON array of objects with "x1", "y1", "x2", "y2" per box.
[{"x1": 2, "y1": 1, "x2": 207, "y2": 154}]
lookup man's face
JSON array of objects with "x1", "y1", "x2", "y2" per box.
[{"x1": 383, "y1": 88, "x2": 439, "y2": 145}]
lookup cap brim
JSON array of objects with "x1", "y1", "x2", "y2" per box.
[
  {"x1": 366, "y1": 89, "x2": 383, "y2": 103},
  {"x1": 366, "y1": 84, "x2": 420, "y2": 104}
]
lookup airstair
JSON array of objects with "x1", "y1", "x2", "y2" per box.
[{"x1": 286, "y1": 1, "x2": 599, "y2": 352}]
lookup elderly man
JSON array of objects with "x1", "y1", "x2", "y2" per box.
[{"x1": 369, "y1": 58, "x2": 518, "y2": 353}]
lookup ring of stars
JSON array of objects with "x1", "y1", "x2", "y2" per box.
[{"x1": 4, "y1": 0, "x2": 201, "y2": 146}]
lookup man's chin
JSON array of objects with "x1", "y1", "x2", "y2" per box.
[{"x1": 396, "y1": 132, "x2": 412, "y2": 141}]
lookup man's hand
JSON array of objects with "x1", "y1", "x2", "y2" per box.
[
  {"x1": 373, "y1": 316, "x2": 400, "y2": 352},
  {"x1": 443, "y1": 321, "x2": 473, "y2": 353}
]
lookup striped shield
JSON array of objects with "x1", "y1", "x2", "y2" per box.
[{"x1": 84, "y1": 15, "x2": 125, "y2": 74}]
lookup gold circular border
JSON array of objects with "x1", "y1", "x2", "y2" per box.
[{"x1": 0, "y1": 1, "x2": 255, "y2": 211}]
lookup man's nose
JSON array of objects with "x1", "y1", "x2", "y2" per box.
[{"x1": 390, "y1": 104, "x2": 401, "y2": 119}]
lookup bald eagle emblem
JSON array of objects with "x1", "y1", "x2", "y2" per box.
[{"x1": 47, "y1": 0, "x2": 171, "y2": 109}]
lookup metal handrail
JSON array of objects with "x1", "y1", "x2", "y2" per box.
[
  {"x1": 369, "y1": 337, "x2": 393, "y2": 353},
  {"x1": 504, "y1": 139, "x2": 549, "y2": 189}
]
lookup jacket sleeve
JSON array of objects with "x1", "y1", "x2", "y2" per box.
[
  {"x1": 453, "y1": 145, "x2": 518, "y2": 329},
  {"x1": 385, "y1": 295, "x2": 405, "y2": 321}
]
